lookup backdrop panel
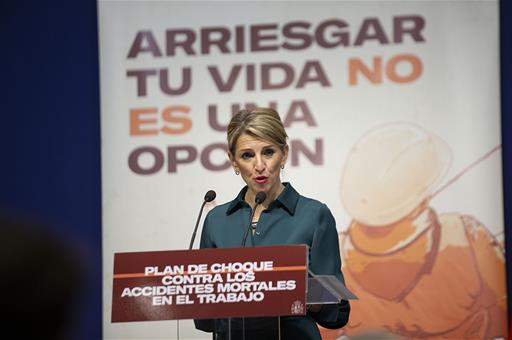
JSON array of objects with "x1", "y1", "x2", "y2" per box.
[{"x1": 98, "y1": 1, "x2": 504, "y2": 338}]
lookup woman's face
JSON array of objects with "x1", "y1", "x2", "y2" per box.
[{"x1": 229, "y1": 134, "x2": 288, "y2": 203}]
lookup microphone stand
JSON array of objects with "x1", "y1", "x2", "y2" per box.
[
  {"x1": 239, "y1": 192, "x2": 266, "y2": 340},
  {"x1": 241, "y1": 192, "x2": 266, "y2": 247},
  {"x1": 181, "y1": 190, "x2": 216, "y2": 340},
  {"x1": 241, "y1": 205, "x2": 259, "y2": 247},
  {"x1": 189, "y1": 200, "x2": 208, "y2": 250},
  {"x1": 189, "y1": 190, "x2": 216, "y2": 250}
]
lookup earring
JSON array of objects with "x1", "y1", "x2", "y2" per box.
[
  {"x1": 281, "y1": 164, "x2": 285, "y2": 170},
  {"x1": 235, "y1": 170, "x2": 240, "y2": 175}
]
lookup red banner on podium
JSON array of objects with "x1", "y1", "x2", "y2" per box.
[{"x1": 111, "y1": 245, "x2": 308, "y2": 322}]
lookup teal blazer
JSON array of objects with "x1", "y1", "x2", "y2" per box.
[{"x1": 195, "y1": 183, "x2": 350, "y2": 339}]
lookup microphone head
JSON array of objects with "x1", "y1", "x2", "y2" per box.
[
  {"x1": 204, "y1": 190, "x2": 216, "y2": 202},
  {"x1": 255, "y1": 191, "x2": 267, "y2": 204}
]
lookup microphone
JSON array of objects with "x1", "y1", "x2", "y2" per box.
[
  {"x1": 188, "y1": 190, "x2": 216, "y2": 250},
  {"x1": 241, "y1": 191, "x2": 267, "y2": 247},
  {"x1": 204, "y1": 190, "x2": 216, "y2": 202},
  {"x1": 255, "y1": 191, "x2": 267, "y2": 205}
]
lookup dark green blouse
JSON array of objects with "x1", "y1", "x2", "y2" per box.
[{"x1": 196, "y1": 183, "x2": 350, "y2": 339}]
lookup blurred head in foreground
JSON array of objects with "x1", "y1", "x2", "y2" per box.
[{"x1": 0, "y1": 214, "x2": 83, "y2": 339}]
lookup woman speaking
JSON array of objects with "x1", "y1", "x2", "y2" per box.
[{"x1": 195, "y1": 108, "x2": 350, "y2": 339}]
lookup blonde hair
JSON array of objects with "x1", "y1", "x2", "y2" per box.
[{"x1": 227, "y1": 108, "x2": 288, "y2": 155}]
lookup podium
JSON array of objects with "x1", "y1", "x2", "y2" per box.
[{"x1": 111, "y1": 245, "x2": 356, "y2": 338}]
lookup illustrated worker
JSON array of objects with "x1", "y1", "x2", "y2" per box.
[{"x1": 321, "y1": 123, "x2": 506, "y2": 339}]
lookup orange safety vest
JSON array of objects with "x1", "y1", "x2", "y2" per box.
[{"x1": 321, "y1": 209, "x2": 506, "y2": 339}]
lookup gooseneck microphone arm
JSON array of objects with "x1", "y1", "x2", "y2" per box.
[
  {"x1": 241, "y1": 204, "x2": 259, "y2": 248},
  {"x1": 188, "y1": 190, "x2": 216, "y2": 250},
  {"x1": 241, "y1": 191, "x2": 266, "y2": 247}
]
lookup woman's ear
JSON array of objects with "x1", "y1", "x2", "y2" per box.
[
  {"x1": 282, "y1": 144, "x2": 289, "y2": 165},
  {"x1": 228, "y1": 151, "x2": 236, "y2": 167},
  {"x1": 228, "y1": 151, "x2": 240, "y2": 175}
]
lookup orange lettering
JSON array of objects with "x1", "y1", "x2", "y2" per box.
[
  {"x1": 130, "y1": 108, "x2": 158, "y2": 136},
  {"x1": 386, "y1": 54, "x2": 422, "y2": 83},
  {"x1": 348, "y1": 57, "x2": 382, "y2": 85},
  {"x1": 161, "y1": 105, "x2": 192, "y2": 135}
]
